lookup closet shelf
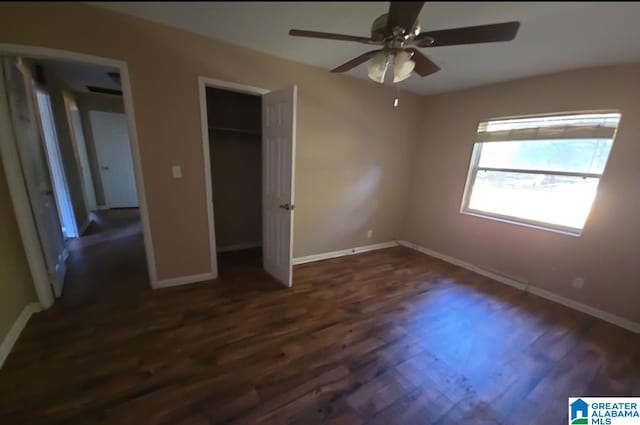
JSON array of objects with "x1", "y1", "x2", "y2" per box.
[{"x1": 208, "y1": 126, "x2": 260, "y2": 136}]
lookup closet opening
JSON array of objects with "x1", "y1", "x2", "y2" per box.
[
  {"x1": 206, "y1": 86, "x2": 263, "y2": 277},
  {"x1": 200, "y1": 77, "x2": 296, "y2": 286}
]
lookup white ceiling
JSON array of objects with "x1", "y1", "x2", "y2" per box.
[{"x1": 91, "y1": 2, "x2": 640, "y2": 95}]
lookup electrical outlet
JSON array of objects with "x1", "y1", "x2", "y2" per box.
[
  {"x1": 172, "y1": 165, "x2": 182, "y2": 179},
  {"x1": 572, "y1": 277, "x2": 585, "y2": 289},
  {"x1": 367, "y1": 230, "x2": 373, "y2": 239}
]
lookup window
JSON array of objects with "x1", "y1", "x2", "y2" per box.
[{"x1": 460, "y1": 112, "x2": 620, "y2": 235}]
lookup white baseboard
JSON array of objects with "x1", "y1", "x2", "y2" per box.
[
  {"x1": 217, "y1": 242, "x2": 261, "y2": 253},
  {"x1": 0, "y1": 302, "x2": 41, "y2": 369},
  {"x1": 153, "y1": 272, "x2": 215, "y2": 289},
  {"x1": 293, "y1": 241, "x2": 399, "y2": 265},
  {"x1": 398, "y1": 240, "x2": 640, "y2": 334},
  {"x1": 525, "y1": 285, "x2": 640, "y2": 334},
  {"x1": 398, "y1": 240, "x2": 528, "y2": 291}
]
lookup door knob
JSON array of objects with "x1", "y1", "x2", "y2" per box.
[{"x1": 279, "y1": 203, "x2": 295, "y2": 211}]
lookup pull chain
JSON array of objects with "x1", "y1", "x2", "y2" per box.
[{"x1": 393, "y1": 86, "x2": 400, "y2": 108}]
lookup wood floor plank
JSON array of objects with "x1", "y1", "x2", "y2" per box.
[{"x1": 0, "y1": 209, "x2": 638, "y2": 424}]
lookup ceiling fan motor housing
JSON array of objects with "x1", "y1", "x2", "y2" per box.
[
  {"x1": 371, "y1": 14, "x2": 388, "y2": 40},
  {"x1": 371, "y1": 13, "x2": 420, "y2": 42}
]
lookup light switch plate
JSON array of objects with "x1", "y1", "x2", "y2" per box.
[{"x1": 172, "y1": 165, "x2": 182, "y2": 179}]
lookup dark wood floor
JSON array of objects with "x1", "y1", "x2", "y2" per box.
[
  {"x1": 62, "y1": 208, "x2": 148, "y2": 306},
  {"x1": 1, "y1": 217, "x2": 639, "y2": 424}
]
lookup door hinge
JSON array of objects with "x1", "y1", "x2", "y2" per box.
[{"x1": 279, "y1": 203, "x2": 295, "y2": 211}]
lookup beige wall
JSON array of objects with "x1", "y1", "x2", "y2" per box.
[
  {"x1": 0, "y1": 159, "x2": 37, "y2": 342},
  {"x1": 403, "y1": 64, "x2": 640, "y2": 323},
  {"x1": 0, "y1": 3, "x2": 420, "y2": 280},
  {"x1": 5, "y1": 4, "x2": 633, "y2": 325},
  {"x1": 74, "y1": 91, "x2": 125, "y2": 206},
  {"x1": 210, "y1": 131, "x2": 262, "y2": 248}
]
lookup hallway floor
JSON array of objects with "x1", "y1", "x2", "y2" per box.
[{"x1": 62, "y1": 208, "x2": 149, "y2": 306}]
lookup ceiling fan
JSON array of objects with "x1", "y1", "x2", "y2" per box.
[{"x1": 289, "y1": 2, "x2": 520, "y2": 84}]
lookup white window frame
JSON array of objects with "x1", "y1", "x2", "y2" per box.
[{"x1": 459, "y1": 111, "x2": 620, "y2": 236}]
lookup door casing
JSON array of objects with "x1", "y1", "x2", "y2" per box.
[
  {"x1": 197, "y1": 76, "x2": 297, "y2": 286},
  {"x1": 0, "y1": 44, "x2": 156, "y2": 308}
]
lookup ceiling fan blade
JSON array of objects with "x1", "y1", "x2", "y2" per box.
[
  {"x1": 387, "y1": 1, "x2": 425, "y2": 32},
  {"x1": 331, "y1": 50, "x2": 382, "y2": 73},
  {"x1": 289, "y1": 29, "x2": 376, "y2": 44},
  {"x1": 406, "y1": 49, "x2": 440, "y2": 77},
  {"x1": 414, "y1": 21, "x2": 520, "y2": 47}
]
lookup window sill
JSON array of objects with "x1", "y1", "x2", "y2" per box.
[{"x1": 460, "y1": 210, "x2": 582, "y2": 237}]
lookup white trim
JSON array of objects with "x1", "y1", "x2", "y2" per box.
[
  {"x1": 397, "y1": 240, "x2": 527, "y2": 290},
  {"x1": 63, "y1": 93, "x2": 98, "y2": 213},
  {"x1": 197, "y1": 76, "x2": 270, "y2": 282},
  {"x1": 154, "y1": 272, "x2": 215, "y2": 289},
  {"x1": 0, "y1": 44, "x2": 157, "y2": 299},
  {"x1": 293, "y1": 241, "x2": 399, "y2": 265},
  {"x1": 398, "y1": 240, "x2": 640, "y2": 334},
  {"x1": 460, "y1": 210, "x2": 582, "y2": 238},
  {"x1": 101, "y1": 63, "x2": 156, "y2": 283},
  {"x1": 526, "y1": 285, "x2": 639, "y2": 333},
  {"x1": 472, "y1": 167, "x2": 601, "y2": 179},
  {"x1": 34, "y1": 88, "x2": 79, "y2": 239},
  {"x1": 0, "y1": 302, "x2": 41, "y2": 369},
  {"x1": 198, "y1": 77, "x2": 218, "y2": 280},
  {"x1": 217, "y1": 242, "x2": 261, "y2": 253},
  {"x1": 198, "y1": 77, "x2": 269, "y2": 96},
  {"x1": 0, "y1": 58, "x2": 55, "y2": 308},
  {"x1": 288, "y1": 85, "x2": 298, "y2": 285}
]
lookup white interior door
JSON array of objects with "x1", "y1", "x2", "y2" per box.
[
  {"x1": 89, "y1": 110, "x2": 138, "y2": 208},
  {"x1": 262, "y1": 85, "x2": 297, "y2": 286},
  {"x1": 2, "y1": 57, "x2": 67, "y2": 297}
]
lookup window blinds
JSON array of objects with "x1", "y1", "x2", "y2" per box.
[{"x1": 476, "y1": 112, "x2": 620, "y2": 142}]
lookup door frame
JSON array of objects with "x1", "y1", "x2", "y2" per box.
[
  {"x1": 0, "y1": 44, "x2": 157, "y2": 308},
  {"x1": 33, "y1": 86, "x2": 79, "y2": 239},
  {"x1": 197, "y1": 76, "x2": 268, "y2": 279},
  {"x1": 63, "y1": 93, "x2": 98, "y2": 217}
]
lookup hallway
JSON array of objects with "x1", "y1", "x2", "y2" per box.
[{"x1": 61, "y1": 208, "x2": 149, "y2": 305}]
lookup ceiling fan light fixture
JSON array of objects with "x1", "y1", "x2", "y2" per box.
[
  {"x1": 367, "y1": 51, "x2": 390, "y2": 83},
  {"x1": 392, "y1": 50, "x2": 415, "y2": 83},
  {"x1": 290, "y1": 2, "x2": 521, "y2": 85}
]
